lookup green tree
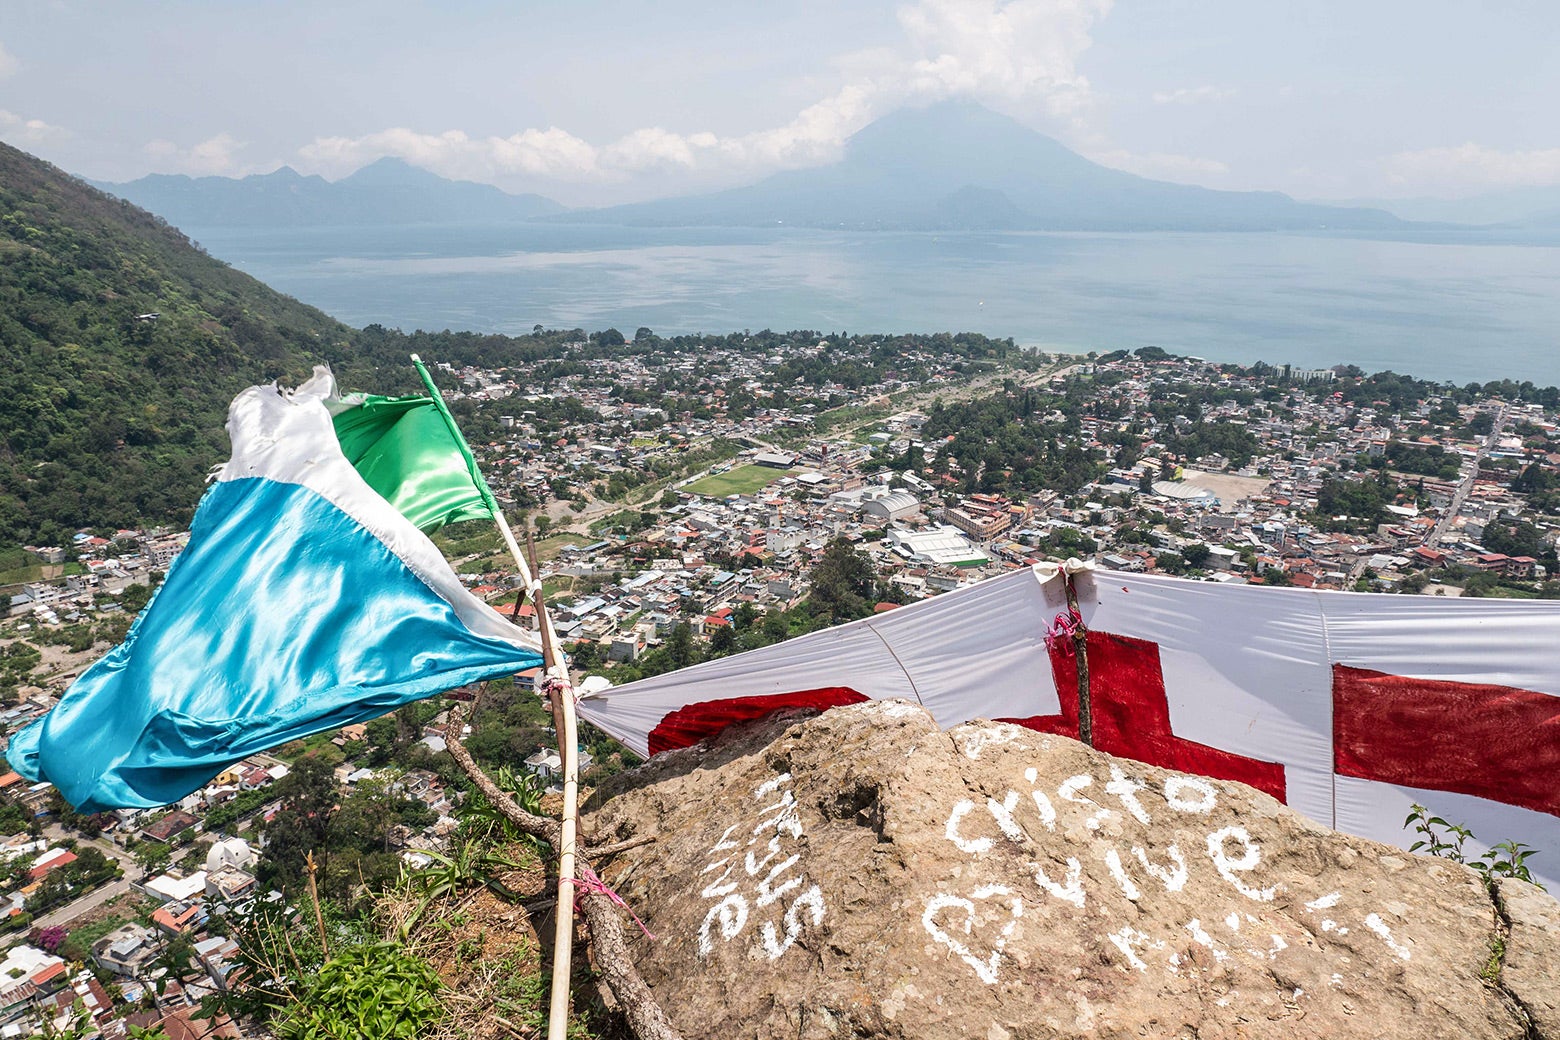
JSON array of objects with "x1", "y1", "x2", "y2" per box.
[
  {"x1": 806, "y1": 538, "x2": 877, "y2": 625},
  {"x1": 134, "y1": 840, "x2": 172, "y2": 875},
  {"x1": 257, "y1": 754, "x2": 338, "y2": 894}
]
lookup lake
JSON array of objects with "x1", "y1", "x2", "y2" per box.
[{"x1": 188, "y1": 222, "x2": 1560, "y2": 386}]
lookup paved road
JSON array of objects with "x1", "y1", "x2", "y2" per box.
[
  {"x1": 24, "y1": 824, "x2": 144, "y2": 930},
  {"x1": 1427, "y1": 405, "x2": 1508, "y2": 550},
  {"x1": 32, "y1": 875, "x2": 132, "y2": 930}
]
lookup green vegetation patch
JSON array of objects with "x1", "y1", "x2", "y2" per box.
[{"x1": 683, "y1": 463, "x2": 795, "y2": 498}]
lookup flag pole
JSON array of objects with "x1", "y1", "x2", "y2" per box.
[
  {"x1": 406, "y1": 357, "x2": 579, "y2": 1040},
  {"x1": 526, "y1": 532, "x2": 580, "y2": 1040}
]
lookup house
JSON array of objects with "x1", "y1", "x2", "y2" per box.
[
  {"x1": 141, "y1": 810, "x2": 201, "y2": 844},
  {"x1": 91, "y1": 924, "x2": 160, "y2": 979},
  {"x1": 152, "y1": 898, "x2": 208, "y2": 936},
  {"x1": 27, "y1": 847, "x2": 76, "y2": 881},
  {"x1": 1473, "y1": 553, "x2": 1511, "y2": 573},
  {"x1": 141, "y1": 870, "x2": 207, "y2": 903},
  {"x1": 151, "y1": 1006, "x2": 244, "y2": 1038},
  {"x1": 194, "y1": 935, "x2": 243, "y2": 991},
  {"x1": 239, "y1": 765, "x2": 274, "y2": 790},
  {"x1": 205, "y1": 837, "x2": 256, "y2": 875},
  {"x1": 205, "y1": 867, "x2": 258, "y2": 905},
  {"x1": 400, "y1": 770, "x2": 452, "y2": 814},
  {"x1": 16, "y1": 782, "x2": 55, "y2": 818},
  {"x1": 0, "y1": 944, "x2": 68, "y2": 1022},
  {"x1": 523, "y1": 748, "x2": 595, "y2": 783}
]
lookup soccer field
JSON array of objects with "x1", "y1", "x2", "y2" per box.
[{"x1": 682, "y1": 464, "x2": 795, "y2": 498}]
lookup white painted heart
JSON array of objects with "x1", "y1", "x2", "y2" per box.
[{"x1": 922, "y1": 885, "x2": 1024, "y2": 984}]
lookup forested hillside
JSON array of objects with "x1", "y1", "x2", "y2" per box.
[{"x1": 0, "y1": 142, "x2": 350, "y2": 544}]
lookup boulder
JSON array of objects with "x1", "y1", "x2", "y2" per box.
[
  {"x1": 1499, "y1": 877, "x2": 1560, "y2": 1037},
  {"x1": 585, "y1": 701, "x2": 1558, "y2": 1039}
]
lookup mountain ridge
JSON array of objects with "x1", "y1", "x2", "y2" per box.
[
  {"x1": 1313, "y1": 184, "x2": 1560, "y2": 227},
  {"x1": 561, "y1": 101, "x2": 1407, "y2": 232},
  {"x1": 98, "y1": 158, "x2": 565, "y2": 229}
]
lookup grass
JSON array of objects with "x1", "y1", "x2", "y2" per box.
[
  {"x1": 0, "y1": 562, "x2": 62, "y2": 586},
  {"x1": 526, "y1": 533, "x2": 584, "y2": 564},
  {"x1": 69, "y1": 913, "x2": 131, "y2": 950},
  {"x1": 540, "y1": 576, "x2": 583, "y2": 600},
  {"x1": 444, "y1": 532, "x2": 589, "y2": 575},
  {"x1": 682, "y1": 463, "x2": 795, "y2": 498},
  {"x1": 432, "y1": 522, "x2": 503, "y2": 558},
  {"x1": 457, "y1": 555, "x2": 509, "y2": 575},
  {"x1": 274, "y1": 731, "x2": 347, "y2": 766}
]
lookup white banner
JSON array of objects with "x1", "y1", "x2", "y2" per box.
[{"x1": 580, "y1": 567, "x2": 1560, "y2": 888}]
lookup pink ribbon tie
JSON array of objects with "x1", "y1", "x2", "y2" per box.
[
  {"x1": 1045, "y1": 608, "x2": 1083, "y2": 656},
  {"x1": 567, "y1": 863, "x2": 656, "y2": 941}
]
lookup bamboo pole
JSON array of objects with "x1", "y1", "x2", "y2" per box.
[
  {"x1": 526, "y1": 532, "x2": 580, "y2": 1040},
  {"x1": 442, "y1": 702, "x2": 682, "y2": 1040},
  {"x1": 407, "y1": 354, "x2": 577, "y2": 1036}
]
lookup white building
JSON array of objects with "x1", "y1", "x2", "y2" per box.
[
  {"x1": 886, "y1": 525, "x2": 991, "y2": 568},
  {"x1": 206, "y1": 836, "x2": 257, "y2": 874},
  {"x1": 861, "y1": 489, "x2": 920, "y2": 523}
]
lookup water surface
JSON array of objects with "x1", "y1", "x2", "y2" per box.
[{"x1": 189, "y1": 223, "x2": 1560, "y2": 385}]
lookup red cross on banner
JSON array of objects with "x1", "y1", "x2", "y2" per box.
[
  {"x1": 1000, "y1": 629, "x2": 1289, "y2": 803},
  {"x1": 1333, "y1": 665, "x2": 1560, "y2": 818},
  {"x1": 648, "y1": 687, "x2": 870, "y2": 756}
]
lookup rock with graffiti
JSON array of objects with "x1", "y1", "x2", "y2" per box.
[{"x1": 584, "y1": 700, "x2": 1558, "y2": 1039}]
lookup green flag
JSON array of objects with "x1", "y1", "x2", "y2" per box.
[{"x1": 326, "y1": 358, "x2": 500, "y2": 533}]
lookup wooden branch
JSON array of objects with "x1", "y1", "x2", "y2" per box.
[
  {"x1": 577, "y1": 888, "x2": 681, "y2": 1040},
  {"x1": 443, "y1": 701, "x2": 683, "y2": 1040},
  {"x1": 446, "y1": 702, "x2": 561, "y2": 846},
  {"x1": 1064, "y1": 572, "x2": 1093, "y2": 748},
  {"x1": 587, "y1": 834, "x2": 657, "y2": 858}
]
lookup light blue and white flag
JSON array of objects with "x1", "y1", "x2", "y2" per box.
[{"x1": 7, "y1": 370, "x2": 542, "y2": 812}]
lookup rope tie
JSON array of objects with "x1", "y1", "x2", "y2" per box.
[
  {"x1": 1044, "y1": 607, "x2": 1083, "y2": 656},
  {"x1": 539, "y1": 674, "x2": 579, "y2": 705},
  {"x1": 566, "y1": 863, "x2": 656, "y2": 940}
]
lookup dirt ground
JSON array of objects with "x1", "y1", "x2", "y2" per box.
[
  {"x1": 2, "y1": 635, "x2": 108, "y2": 698},
  {"x1": 1178, "y1": 468, "x2": 1273, "y2": 513}
]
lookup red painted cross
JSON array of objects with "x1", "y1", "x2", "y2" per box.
[
  {"x1": 1333, "y1": 665, "x2": 1560, "y2": 818},
  {"x1": 1000, "y1": 629, "x2": 1289, "y2": 803}
]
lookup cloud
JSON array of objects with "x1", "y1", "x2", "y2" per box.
[
  {"x1": 292, "y1": 0, "x2": 1113, "y2": 187},
  {"x1": 1152, "y1": 85, "x2": 1234, "y2": 105},
  {"x1": 300, "y1": 126, "x2": 600, "y2": 181},
  {"x1": 0, "y1": 109, "x2": 68, "y2": 144},
  {"x1": 0, "y1": 41, "x2": 18, "y2": 79},
  {"x1": 1383, "y1": 143, "x2": 1560, "y2": 192},
  {"x1": 896, "y1": 0, "x2": 1112, "y2": 117},
  {"x1": 142, "y1": 132, "x2": 252, "y2": 176},
  {"x1": 1088, "y1": 148, "x2": 1229, "y2": 181}
]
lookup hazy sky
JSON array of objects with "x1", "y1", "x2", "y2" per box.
[{"x1": 2, "y1": 0, "x2": 1557, "y2": 205}]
